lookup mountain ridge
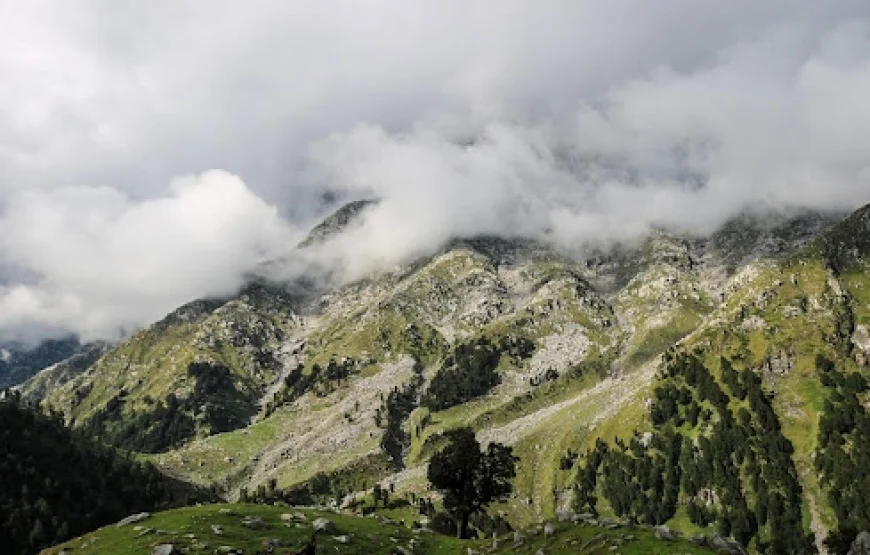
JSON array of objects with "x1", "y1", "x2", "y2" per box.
[{"x1": 31, "y1": 201, "x2": 870, "y2": 552}]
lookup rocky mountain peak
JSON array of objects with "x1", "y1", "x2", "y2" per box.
[{"x1": 298, "y1": 199, "x2": 378, "y2": 247}]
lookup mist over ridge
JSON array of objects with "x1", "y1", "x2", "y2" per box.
[{"x1": 1, "y1": 1, "x2": 869, "y2": 341}]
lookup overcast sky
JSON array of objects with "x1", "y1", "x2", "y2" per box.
[{"x1": 1, "y1": 1, "x2": 870, "y2": 341}]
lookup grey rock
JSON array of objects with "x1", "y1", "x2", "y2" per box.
[
  {"x1": 654, "y1": 525, "x2": 675, "y2": 541},
  {"x1": 241, "y1": 516, "x2": 267, "y2": 530},
  {"x1": 261, "y1": 538, "x2": 281, "y2": 551},
  {"x1": 211, "y1": 525, "x2": 223, "y2": 535},
  {"x1": 851, "y1": 531, "x2": 870, "y2": 555},
  {"x1": 690, "y1": 535, "x2": 707, "y2": 546},
  {"x1": 218, "y1": 508, "x2": 234, "y2": 515},
  {"x1": 709, "y1": 533, "x2": 747, "y2": 555},
  {"x1": 544, "y1": 522, "x2": 556, "y2": 537},
  {"x1": 116, "y1": 512, "x2": 151, "y2": 527},
  {"x1": 513, "y1": 530, "x2": 525, "y2": 545},
  {"x1": 535, "y1": 549, "x2": 545, "y2": 555},
  {"x1": 214, "y1": 547, "x2": 243, "y2": 554},
  {"x1": 555, "y1": 509, "x2": 576, "y2": 522},
  {"x1": 313, "y1": 517, "x2": 336, "y2": 534},
  {"x1": 336, "y1": 535, "x2": 350, "y2": 544},
  {"x1": 152, "y1": 545, "x2": 174, "y2": 555}
]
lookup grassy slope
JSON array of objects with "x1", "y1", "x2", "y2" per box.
[
  {"x1": 44, "y1": 298, "x2": 293, "y2": 428},
  {"x1": 43, "y1": 503, "x2": 714, "y2": 555}
]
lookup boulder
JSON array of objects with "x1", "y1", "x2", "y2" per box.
[
  {"x1": 513, "y1": 530, "x2": 525, "y2": 546},
  {"x1": 117, "y1": 512, "x2": 151, "y2": 527},
  {"x1": 218, "y1": 508, "x2": 234, "y2": 515},
  {"x1": 336, "y1": 535, "x2": 350, "y2": 544},
  {"x1": 313, "y1": 517, "x2": 336, "y2": 534},
  {"x1": 851, "y1": 531, "x2": 870, "y2": 555},
  {"x1": 654, "y1": 525, "x2": 675, "y2": 541},
  {"x1": 543, "y1": 522, "x2": 556, "y2": 537},
  {"x1": 152, "y1": 545, "x2": 174, "y2": 555},
  {"x1": 211, "y1": 525, "x2": 223, "y2": 535},
  {"x1": 708, "y1": 533, "x2": 747, "y2": 555},
  {"x1": 555, "y1": 509, "x2": 576, "y2": 522},
  {"x1": 241, "y1": 516, "x2": 267, "y2": 530}
]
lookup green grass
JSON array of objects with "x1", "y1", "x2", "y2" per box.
[{"x1": 44, "y1": 503, "x2": 715, "y2": 555}]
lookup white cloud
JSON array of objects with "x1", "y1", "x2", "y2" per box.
[
  {"x1": 1, "y1": 1, "x2": 869, "y2": 339},
  {"x1": 0, "y1": 171, "x2": 298, "y2": 340}
]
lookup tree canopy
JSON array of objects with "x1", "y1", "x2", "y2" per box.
[{"x1": 427, "y1": 427, "x2": 516, "y2": 538}]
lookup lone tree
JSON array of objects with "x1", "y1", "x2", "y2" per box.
[{"x1": 427, "y1": 427, "x2": 517, "y2": 538}]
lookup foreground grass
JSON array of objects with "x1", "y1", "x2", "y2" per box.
[{"x1": 44, "y1": 503, "x2": 714, "y2": 555}]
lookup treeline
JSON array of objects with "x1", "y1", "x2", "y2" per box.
[
  {"x1": 376, "y1": 359, "x2": 424, "y2": 469},
  {"x1": 81, "y1": 361, "x2": 253, "y2": 453},
  {"x1": 423, "y1": 335, "x2": 534, "y2": 411},
  {"x1": 264, "y1": 358, "x2": 359, "y2": 417},
  {"x1": 574, "y1": 352, "x2": 814, "y2": 554},
  {"x1": 0, "y1": 398, "x2": 200, "y2": 555},
  {"x1": 814, "y1": 355, "x2": 870, "y2": 554}
]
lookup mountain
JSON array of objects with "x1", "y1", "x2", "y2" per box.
[
  {"x1": 17, "y1": 341, "x2": 110, "y2": 404},
  {"x1": 0, "y1": 336, "x2": 89, "y2": 390},
  {"x1": 37, "y1": 201, "x2": 870, "y2": 552}
]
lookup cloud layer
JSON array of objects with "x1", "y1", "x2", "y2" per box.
[
  {"x1": 0, "y1": 171, "x2": 297, "y2": 340},
  {"x1": 1, "y1": 1, "x2": 870, "y2": 339}
]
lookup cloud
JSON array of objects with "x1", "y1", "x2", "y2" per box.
[
  {"x1": 1, "y1": 1, "x2": 870, "y2": 339},
  {"x1": 0, "y1": 171, "x2": 298, "y2": 340},
  {"x1": 310, "y1": 17, "x2": 870, "y2": 261}
]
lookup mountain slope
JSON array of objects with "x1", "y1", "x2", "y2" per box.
[
  {"x1": 40, "y1": 201, "x2": 870, "y2": 551},
  {"x1": 0, "y1": 336, "x2": 85, "y2": 389}
]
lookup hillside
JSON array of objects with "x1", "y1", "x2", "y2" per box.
[
  {"x1": 34, "y1": 201, "x2": 870, "y2": 552},
  {"x1": 0, "y1": 398, "x2": 206, "y2": 555},
  {"x1": 43, "y1": 502, "x2": 715, "y2": 555}
]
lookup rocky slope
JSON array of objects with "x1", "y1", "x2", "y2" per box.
[{"x1": 35, "y1": 201, "x2": 870, "y2": 551}]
